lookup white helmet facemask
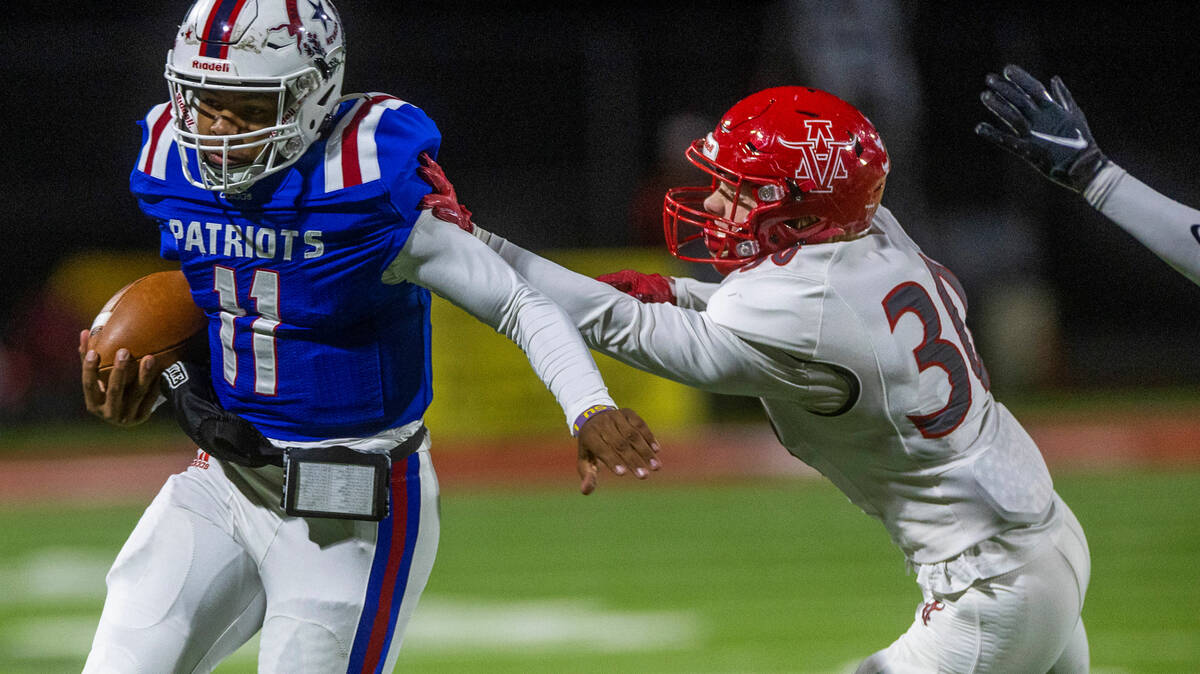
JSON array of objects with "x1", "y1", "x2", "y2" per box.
[{"x1": 164, "y1": 0, "x2": 346, "y2": 193}]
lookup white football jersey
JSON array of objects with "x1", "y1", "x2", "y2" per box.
[
  {"x1": 703, "y1": 208, "x2": 1054, "y2": 565},
  {"x1": 486, "y1": 207, "x2": 1060, "y2": 584}
]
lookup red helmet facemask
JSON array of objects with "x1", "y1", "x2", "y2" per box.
[{"x1": 663, "y1": 87, "x2": 890, "y2": 273}]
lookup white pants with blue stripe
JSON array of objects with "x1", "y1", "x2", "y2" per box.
[{"x1": 82, "y1": 438, "x2": 439, "y2": 674}]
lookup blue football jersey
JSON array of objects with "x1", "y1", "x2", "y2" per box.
[{"x1": 131, "y1": 94, "x2": 441, "y2": 442}]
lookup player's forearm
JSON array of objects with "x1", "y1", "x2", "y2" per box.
[
  {"x1": 387, "y1": 213, "x2": 614, "y2": 428},
  {"x1": 494, "y1": 285, "x2": 617, "y2": 423},
  {"x1": 1084, "y1": 164, "x2": 1200, "y2": 285},
  {"x1": 487, "y1": 236, "x2": 820, "y2": 397},
  {"x1": 488, "y1": 235, "x2": 630, "y2": 331},
  {"x1": 482, "y1": 223, "x2": 721, "y2": 312}
]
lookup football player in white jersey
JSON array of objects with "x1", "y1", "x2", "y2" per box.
[
  {"x1": 418, "y1": 86, "x2": 1091, "y2": 672},
  {"x1": 978, "y1": 64, "x2": 1200, "y2": 285}
]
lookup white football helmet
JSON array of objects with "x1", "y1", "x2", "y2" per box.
[{"x1": 165, "y1": 0, "x2": 346, "y2": 192}]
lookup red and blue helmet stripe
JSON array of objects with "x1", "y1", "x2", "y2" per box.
[{"x1": 200, "y1": 0, "x2": 251, "y2": 59}]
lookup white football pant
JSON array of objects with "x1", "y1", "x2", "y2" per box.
[
  {"x1": 857, "y1": 500, "x2": 1090, "y2": 673},
  {"x1": 83, "y1": 443, "x2": 439, "y2": 673}
]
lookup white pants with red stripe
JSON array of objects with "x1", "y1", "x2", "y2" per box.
[{"x1": 82, "y1": 439, "x2": 439, "y2": 674}]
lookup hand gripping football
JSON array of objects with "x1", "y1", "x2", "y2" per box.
[{"x1": 89, "y1": 270, "x2": 207, "y2": 378}]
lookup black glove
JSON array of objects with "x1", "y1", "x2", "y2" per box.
[
  {"x1": 159, "y1": 360, "x2": 283, "y2": 467},
  {"x1": 975, "y1": 64, "x2": 1108, "y2": 193}
]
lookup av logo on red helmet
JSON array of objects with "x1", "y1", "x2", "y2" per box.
[
  {"x1": 663, "y1": 86, "x2": 889, "y2": 272},
  {"x1": 779, "y1": 120, "x2": 852, "y2": 194}
]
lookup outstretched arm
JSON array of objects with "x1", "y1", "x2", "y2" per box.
[
  {"x1": 593, "y1": 270, "x2": 720, "y2": 311},
  {"x1": 1082, "y1": 165, "x2": 1200, "y2": 286},
  {"x1": 385, "y1": 210, "x2": 659, "y2": 493},
  {"x1": 483, "y1": 237, "x2": 842, "y2": 402},
  {"x1": 417, "y1": 153, "x2": 729, "y2": 308},
  {"x1": 977, "y1": 64, "x2": 1200, "y2": 285},
  {"x1": 462, "y1": 232, "x2": 857, "y2": 415},
  {"x1": 416, "y1": 158, "x2": 842, "y2": 405}
]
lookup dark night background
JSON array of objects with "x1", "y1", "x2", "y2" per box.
[{"x1": 2, "y1": 0, "x2": 1199, "y2": 422}]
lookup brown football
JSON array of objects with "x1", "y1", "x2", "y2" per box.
[{"x1": 89, "y1": 270, "x2": 208, "y2": 378}]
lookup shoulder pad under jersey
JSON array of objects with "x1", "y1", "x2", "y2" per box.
[{"x1": 705, "y1": 251, "x2": 832, "y2": 356}]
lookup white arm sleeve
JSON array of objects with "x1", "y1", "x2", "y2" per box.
[
  {"x1": 484, "y1": 235, "x2": 846, "y2": 404},
  {"x1": 1084, "y1": 163, "x2": 1200, "y2": 285},
  {"x1": 384, "y1": 211, "x2": 615, "y2": 430},
  {"x1": 672, "y1": 276, "x2": 721, "y2": 311}
]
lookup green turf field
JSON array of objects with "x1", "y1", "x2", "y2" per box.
[{"x1": 1, "y1": 471, "x2": 1197, "y2": 673}]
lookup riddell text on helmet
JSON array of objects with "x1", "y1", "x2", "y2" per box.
[{"x1": 191, "y1": 59, "x2": 231, "y2": 72}]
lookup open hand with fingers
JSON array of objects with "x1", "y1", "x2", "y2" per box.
[
  {"x1": 574, "y1": 407, "x2": 661, "y2": 495},
  {"x1": 79, "y1": 329, "x2": 160, "y2": 427},
  {"x1": 976, "y1": 64, "x2": 1108, "y2": 193}
]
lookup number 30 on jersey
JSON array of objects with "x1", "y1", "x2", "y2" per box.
[{"x1": 882, "y1": 257, "x2": 990, "y2": 438}]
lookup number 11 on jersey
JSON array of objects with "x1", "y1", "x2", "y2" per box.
[{"x1": 214, "y1": 266, "x2": 280, "y2": 396}]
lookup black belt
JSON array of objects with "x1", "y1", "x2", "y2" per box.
[{"x1": 389, "y1": 425, "x2": 428, "y2": 462}]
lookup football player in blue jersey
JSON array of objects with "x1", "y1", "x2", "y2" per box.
[{"x1": 77, "y1": 1, "x2": 660, "y2": 671}]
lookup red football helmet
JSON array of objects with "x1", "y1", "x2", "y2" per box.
[{"x1": 663, "y1": 86, "x2": 889, "y2": 272}]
